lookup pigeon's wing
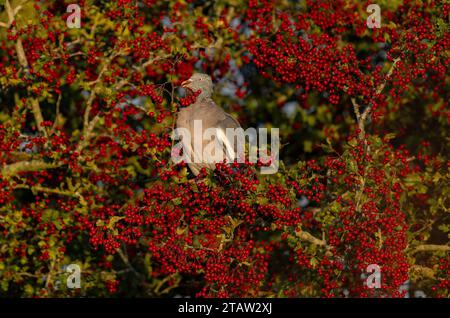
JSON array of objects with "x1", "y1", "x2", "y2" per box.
[
  {"x1": 218, "y1": 112, "x2": 241, "y2": 130},
  {"x1": 208, "y1": 105, "x2": 243, "y2": 164},
  {"x1": 217, "y1": 113, "x2": 242, "y2": 162}
]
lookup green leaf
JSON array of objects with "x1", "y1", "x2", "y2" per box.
[
  {"x1": 107, "y1": 216, "x2": 125, "y2": 230},
  {"x1": 384, "y1": 133, "x2": 396, "y2": 140},
  {"x1": 304, "y1": 140, "x2": 313, "y2": 153}
]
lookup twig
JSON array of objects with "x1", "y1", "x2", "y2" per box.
[
  {"x1": 76, "y1": 115, "x2": 101, "y2": 155},
  {"x1": 154, "y1": 273, "x2": 180, "y2": 295},
  {"x1": 16, "y1": 272, "x2": 39, "y2": 278},
  {"x1": 295, "y1": 229, "x2": 329, "y2": 248},
  {"x1": 50, "y1": 93, "x2": 62, "y2": 135},
  {"x1": 45, "y1": 257, "x2": 56, "y2": 291},
  {"x1": 351, "y1": 97, "x2": 361, "y2": 121},
  {"x1": 132, "y1": 54, "x2": 172, "y2": 72},
  {"x1": 115, "y1": 247, "x2": 143, "y2": 279},
  {"x1": 13, "y1": 184, "x2": 82, "y2": 198}
]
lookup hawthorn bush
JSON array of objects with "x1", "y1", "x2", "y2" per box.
[{"x1": 0, "y1": 0, "x2": 448, "y2": 297}]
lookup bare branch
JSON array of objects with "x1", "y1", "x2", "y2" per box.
[
  {"x1": 411, "y1": 244, "x2": 450, "y2": 255},
  {"x1": 1, "y1": 160, "x2": 63, "y2": 178},
  {"x1": 296, "y1": 229, "x2": 329, "y2": 248},
  {"x1": 5, "y1": 0, "x2": 15, "y2": 22},
  {"x1": 116, "y1": 247, "x2": 144, "y2": 279},
  {"x1": 133, "y1": 54, "x2": 172, "y2": 72},
  {"x1": 13, "y1": 184, "x2": 81, "y2": 198},
  {"x1": 50, "y1": 93, "x2": 62, "y2": 136},
  {"x1": 13, "y1": 5, "x2": 23, "y2": 16},
  {"x1": 375, "y1": 57, "x2": 401, "y2": 95},
  {"x1": 351, "y1": 98, "x2": 361, "y2": 121},
  {"x1": 76, "y1": 115, "x2": 101, "y2": 155}
]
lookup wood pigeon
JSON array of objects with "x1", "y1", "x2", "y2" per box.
[{"x1": 176, "y1": 73, "x2": 242, "y2": 176}]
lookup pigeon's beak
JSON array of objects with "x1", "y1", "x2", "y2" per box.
[{"x1": 181, "y1": 79, "x2": 192, "y2": 88}]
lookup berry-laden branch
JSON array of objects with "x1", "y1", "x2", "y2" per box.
[
  {"x1": 3, "y1": 0, "x2": 47, "y2": 137},
  {"x1": 352, "y1": 57, "x2": 401, "y2": 213},
  {"x1": 352, "y1": 57, "x2": 401, "y2": 140},
  {"x1": 75, "y1": 46, "x2": 127, "y2": 158}
]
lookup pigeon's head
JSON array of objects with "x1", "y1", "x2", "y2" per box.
[{"x1": 181, "y1": 73, "x2": 213, "y2": 100}]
